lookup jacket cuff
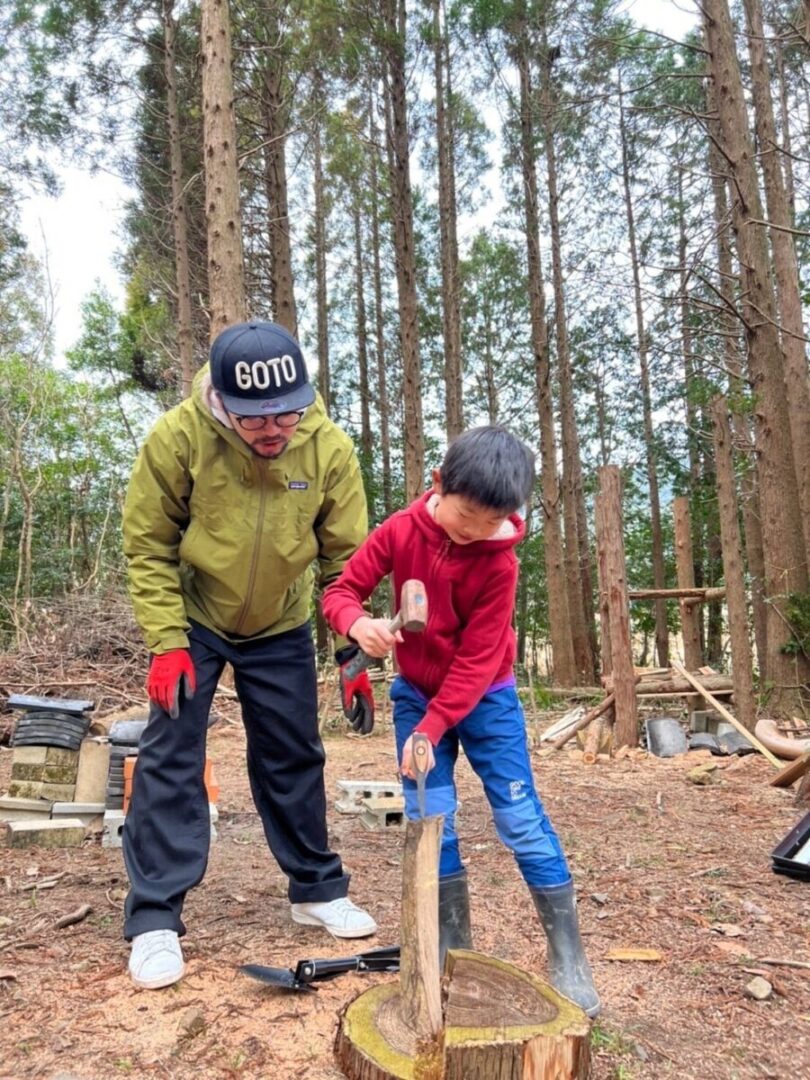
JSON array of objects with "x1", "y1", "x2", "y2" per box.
[{"x1": 148, "y1": 632, "x2": 190, "y2": 655}]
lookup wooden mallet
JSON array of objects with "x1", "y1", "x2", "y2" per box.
[{"x1": 343, "y1": 579, "x2": 428, "y2": 679}]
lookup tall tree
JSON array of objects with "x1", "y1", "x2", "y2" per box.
[
  {"x1": 703, "y1": 0, "x2": 809, "y2": 714},
  {"x1": 201, "y1": 0, "x2": 246, "y2": 335},
  {"x1": 743, "y1": 0, "x2": 810, "y2": 564},
  {"x1": 162, "y1": 0, "x2": 195, "y2": 395},
  {"x1": 429, "y1": 0, "x2": 463, "y2": 439},
  {"x1": 510, "y1": 6, "x2": 575, "y2": 685},
  {"x1": 617, "y1": 75, "x2": 669, "y2": 667},
  {"x1": 382, "y1": 0, "x2": 425, "y2": 500}
]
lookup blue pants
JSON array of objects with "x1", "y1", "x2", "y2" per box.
[
  {"x1": 123, "y1": 621, "x2": 348, "y2": 940},
  {"x1": 392, "y1": 677, "x2": 570, "y2": 889}
]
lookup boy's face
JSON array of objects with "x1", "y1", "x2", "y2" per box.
[{"x1": 431, "y1": 474, "x2": 510, "y2": 545}]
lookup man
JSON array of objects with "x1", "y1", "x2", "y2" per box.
[{"x1": 122, "y1": 320, "x2": 376, "y2": 990}]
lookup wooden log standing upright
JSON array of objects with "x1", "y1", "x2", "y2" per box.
[
  {"x1": 673, "y1": 496, "x2": 703, "y2": 671},
  {"x1": 594, "y1": 492, "x2": 613, "y2": 678},
  {"x1": 711, "y1": 398, "x2": 756, "y2": 731},
  {"x1": 336, "y1": 817, "x2": 591, "y2": 1079},
  {"x1": 597, "y1": 467, "x2": 638, "y2": 747}
]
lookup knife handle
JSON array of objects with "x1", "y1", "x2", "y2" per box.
[{"x1": 412, "y1": 732, "x2": 431, "y2": 779}]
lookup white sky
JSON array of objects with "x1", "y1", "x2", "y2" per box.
[{"x1": 19, "y1": 0, "x2": 698, "y2": 364}]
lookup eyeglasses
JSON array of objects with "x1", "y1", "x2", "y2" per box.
[{"x1": 232, "y1": 410, "x2": 305, "y2": 431}]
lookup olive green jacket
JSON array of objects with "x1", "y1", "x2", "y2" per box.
[{"x1": 123, "y1": 367, "x2": 368, "y2": 654}]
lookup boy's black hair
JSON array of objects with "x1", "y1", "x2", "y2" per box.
[{"x1": 439, "y1": 426, "x2": 535, "y2": 513}]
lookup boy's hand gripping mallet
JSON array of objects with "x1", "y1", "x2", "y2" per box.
[{"x1": 343, "y1": 579, "x2": 428, "y2": 680}]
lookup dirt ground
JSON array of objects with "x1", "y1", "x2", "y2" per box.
[{"x1": 1, "y1": 687, "x2": 809, "y2": 1080}]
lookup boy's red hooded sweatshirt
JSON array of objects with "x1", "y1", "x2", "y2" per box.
[{"x1": 322, "y1": 492, "x2": 525, "y2": 745}]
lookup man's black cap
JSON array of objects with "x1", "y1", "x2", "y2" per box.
[{"x1": 209, "y1": 321, "x2": 316, "y2": 415}]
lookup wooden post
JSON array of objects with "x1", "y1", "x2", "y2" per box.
[
  {"x1": 594, "y1": 492, "x2": 613, "y2": 678},
  {"x1": 711, "y1": 398, "x2": 757, "y2": 732},
  {"x1": 598, "y1": 467, "x2": 638, "y2": 747},
  {"x1": 673, "y1": 496, "x2": 703, "y2": 670}
]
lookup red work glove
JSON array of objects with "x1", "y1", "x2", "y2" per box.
[
  {"x1": 335, "y1": 646, "x2": 375, "y2": 735},
  {"x1": 147, "y1": 649, "x2": 196, "y2": 719}
]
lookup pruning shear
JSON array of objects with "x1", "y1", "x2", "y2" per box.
[{"x1": 239, "y1": 944, "x2": 400, "y2": 992}]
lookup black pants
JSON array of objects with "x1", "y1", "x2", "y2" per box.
[{"x1": 123, "y1": 621, "x2": 348, "y2": 940}]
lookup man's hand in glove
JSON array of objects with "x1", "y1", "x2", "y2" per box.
[
  {"x1": 335, "y1": 646, "x2": 375, "y2": 735},
  {"x1": 147, "y1": 649, "x2": 196, "y2": 719}
]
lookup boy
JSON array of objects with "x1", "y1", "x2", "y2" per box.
[{"x1": 323, "y1": 426, "x2": 599, "y2": 1016}]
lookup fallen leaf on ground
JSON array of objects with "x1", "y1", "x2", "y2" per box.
[{"x1": 710, "y1": 923, "x2": 746, "y2": 937}]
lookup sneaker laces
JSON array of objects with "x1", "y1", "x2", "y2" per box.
[{"x1": 137, "y1": 930, "x2": 179, "y2": 961}]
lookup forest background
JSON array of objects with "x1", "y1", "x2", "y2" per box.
[{"x1": 1, "y1": 0, "x2": 808, "y2": 720}]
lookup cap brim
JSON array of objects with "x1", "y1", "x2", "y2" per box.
[{"x1": 219, "y1": 383, "x2": 316, "y2": 416}]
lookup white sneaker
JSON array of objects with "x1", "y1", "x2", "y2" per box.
[
  {"x1": 129, "y1": 929, "x2": 185, "y2": 989},
  {"x1": 291, "y1": 897, "x2": 377, "y2": 939}
]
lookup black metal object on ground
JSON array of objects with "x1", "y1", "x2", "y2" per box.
[
  {"x1": 645, "y1": 716, "x2": 688, "y2": 758},
  {"x1": 772, "y1": 811, "x2": 810, "y2": 881}
]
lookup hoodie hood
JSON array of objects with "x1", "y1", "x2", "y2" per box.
[{"x1": 409, "y1": 491, "x2": 526, "y2": 555}]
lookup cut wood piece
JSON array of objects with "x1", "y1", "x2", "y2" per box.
[
  {"x1": 335, "y1": 950, "x2": 590, "y2": 1080},
  {"x1": 551, "y1": 695, "x2": 614, "y2": 750},
  {"x1": 769, "y1": 751, "x2": 810, "y2": 789},
  {"x1": 582, "y1": 714, "x2": 611, "y2": 765},
  {"x1": 399, "y1": 817, "x2": 443, "y2": 1039},
  {"x1": 670, "y1": 661, "x2": 781, "y2": 768}
]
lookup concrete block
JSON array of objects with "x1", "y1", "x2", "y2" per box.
[
  {"x1": 51, "y1": 802, "x2": 105, "y2": 830},
  {"x1": 0, "y1": 796, "x2": 53, "y2": 822},
  {"x1": 359, "y1": 795, "x2": 405, "y2": 831},
  {"x1": 101, "y1": 809, "x2": 126, "y2": 849},
  {"x1": 335, "y1": 779, "x2": 403, "y2": 815},
  {"x1": 5, "y1": 818, "x2": 86, "y2": 849},
  {"x1": 74, "y1": 738, "x2": 111, "y2": 803}
]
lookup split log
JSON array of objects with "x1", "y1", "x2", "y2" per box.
[
  {"x1": 335, "y1": 951, "x2": 591, "y2": 1080},
  {"x1": 399, "y1": 819, "x2": 442, "y2": 1042},
  {"x1": 603, "y1": 672, "x2": 733, "y2": 696},
  {"x1": 582, "y1": 714, "x2": 611, "y2": 765},
  {"x1": 336, "y1": 814, "x2": 592, "y2": 1079},
  {"x1": 670, "y1": 661, "x2": 781, "y2": 768}
]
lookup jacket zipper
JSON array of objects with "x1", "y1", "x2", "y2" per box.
[{"x1": 234, "y1": 464, "x2": 268, "y2": 634}]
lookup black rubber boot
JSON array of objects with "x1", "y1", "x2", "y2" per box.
[
  {"x1": 439, "y1": 870, "x2": 473, "y2": 966},
  {"x1": 530, "y1": 881, "x2": 600, "y2": 1017}
]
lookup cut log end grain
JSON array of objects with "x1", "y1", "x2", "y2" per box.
[{"x1": 335, "y1": 950, "x2": 591, "y2": 1080}]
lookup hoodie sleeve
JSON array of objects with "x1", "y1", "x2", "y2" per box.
[
  {"x1": 322, "y1": 516, "x2": 396, "y2": 639},
  {"x1": 414, "y1": 556, "x2": 519, "y2": 745}
]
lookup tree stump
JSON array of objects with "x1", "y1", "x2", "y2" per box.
[
  {"x1": 335, "y1": 820, "x2": 591, "y2": 1079},
  {"x1": 335, "y1": 948, "x2": 590, "y2": 1079}
]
